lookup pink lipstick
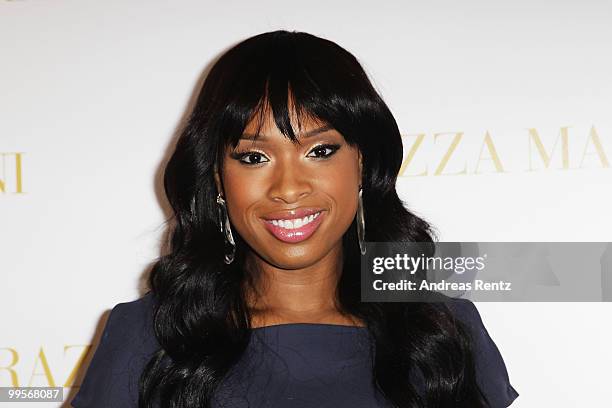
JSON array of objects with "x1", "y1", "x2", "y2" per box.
[{"x1": 261, "y1": 209, "x2": 326, "y2": 243}]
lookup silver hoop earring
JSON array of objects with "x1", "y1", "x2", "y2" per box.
[
  {"x1": 216, "y1": 193, "x2": 236, "y2": 264},
  {"x1": 357, "y1": 187, "x2": 366, "y2": 255}
]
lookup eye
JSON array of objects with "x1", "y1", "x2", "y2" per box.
[
  {"x1": 307, "y1": 144, "x2": 341, "y2": 159},
  {"x1": 229, "y1": 143, "x2": 341, "y2": 166},
  {"x1": 230, "y1": 150, "x2": 270, "y2": 166}
]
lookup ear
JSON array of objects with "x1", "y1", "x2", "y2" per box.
[
  {"x1": 358, "y1": 150, "x2": 363, "y2": 187},
  {"x1": 214, "y1": 164, "x2": 223, "y2": 196}
]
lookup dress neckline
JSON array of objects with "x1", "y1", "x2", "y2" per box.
[{"x1": 250, "y1": 322, "x2": 368, "y2": 330}]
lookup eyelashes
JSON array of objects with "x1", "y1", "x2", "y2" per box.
[{"x1": 229, "y1": 143, "x2": 342, "y2": 166}]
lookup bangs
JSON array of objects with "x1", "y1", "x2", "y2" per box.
[
  {"x1": 209, "y1": 31, "x2": 367, "y2": 153},
  {"x1": 221, "y1": 77, "x2": 333, "y2": 151}
]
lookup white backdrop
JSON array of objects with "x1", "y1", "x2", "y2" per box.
[{"x1": 1, "y1": 1, "x2": 611, "y2": 407}]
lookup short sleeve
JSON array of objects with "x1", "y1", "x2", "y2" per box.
[
  {"x1": 447, "y1": 298, "x2": 519, "y2": 407},
  {"x1": 71, "y1": 293, "x2": 159, "y2": 408}
]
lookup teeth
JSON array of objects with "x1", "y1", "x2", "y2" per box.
[{"x1": 270, "y1": 212, "x2": 320, "y2": 229}]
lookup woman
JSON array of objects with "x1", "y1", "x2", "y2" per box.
[{"x1": 71, "y1": 30, "x2": 519, "y2": 408}]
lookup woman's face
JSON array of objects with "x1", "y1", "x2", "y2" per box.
[{"x1": 215, "y1": 110, "x2": 362, "y2": 270}]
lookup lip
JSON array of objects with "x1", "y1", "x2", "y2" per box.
[
  {"x1": 261, "y1": 207, "x2": 324, "y2": 221},
  {"x1": 260, "y1": 210, "x2": 326, "y2": 243}
]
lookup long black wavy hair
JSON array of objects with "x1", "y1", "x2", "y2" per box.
[{"x1": 139, "y1": 30, "x2": 489, "y2": 407}]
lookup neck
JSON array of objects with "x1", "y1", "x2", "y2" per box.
[{"x1": 243, "y1": 245, "x2": 363, "y2": 327}]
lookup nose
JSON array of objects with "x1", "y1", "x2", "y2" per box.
[{"x1": 267, "y1": 159, "x2": 313, "y2": 204}]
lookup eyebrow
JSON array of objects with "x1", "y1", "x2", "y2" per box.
[{"x1": 239, "y1": 125, "x2": 334, "y2": 141}]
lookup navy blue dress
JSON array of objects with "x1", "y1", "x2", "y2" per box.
[{"x1": 71, "y1": 293, "x2": 519, "y2": 407}]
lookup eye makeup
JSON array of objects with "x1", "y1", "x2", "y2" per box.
[{"x1": 230, "y1": 143, "x2": 342, "y2": 166}]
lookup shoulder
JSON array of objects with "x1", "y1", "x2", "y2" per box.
[
  {"x1": 70, "y1": 292, "x2": 160, "y2": 408},
  {"x1": 445, "y1": 298, "x2": 520, "y2": 407}
]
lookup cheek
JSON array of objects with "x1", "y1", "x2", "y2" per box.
[
  {"x1": 225, "y1": 177, "x2": 262, "y2": 205},
  {"x1": 221, "y1": 169, "x2": 267, "y2": 232},
  {"x1": 323, "y1": 152, "x2": 361, "y2": 213},
  {"x1": 319, "y1": 178, "x2": 359, "y2": 226}
]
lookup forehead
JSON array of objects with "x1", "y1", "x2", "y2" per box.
[
  {"x1": 240, "y1": 107, "x2": 333, "y2": 142},
  {"x1": 244, "y1": 105, "x2": 324, "y2": 131}
]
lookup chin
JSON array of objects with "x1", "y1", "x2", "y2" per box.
[{"x1": 261, "y1": 246, "x2": 324, "y2": 270}]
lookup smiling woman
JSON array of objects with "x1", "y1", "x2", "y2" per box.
[
  {"x1": 218, "y1": 108, "x2": 365, "y2": 329},
  {"x1": 219, "y1": 113, "x2": 361, "y2": 252},
  {"x1": 71, "y1": 30, "x2": 518, "y2": 408}
]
